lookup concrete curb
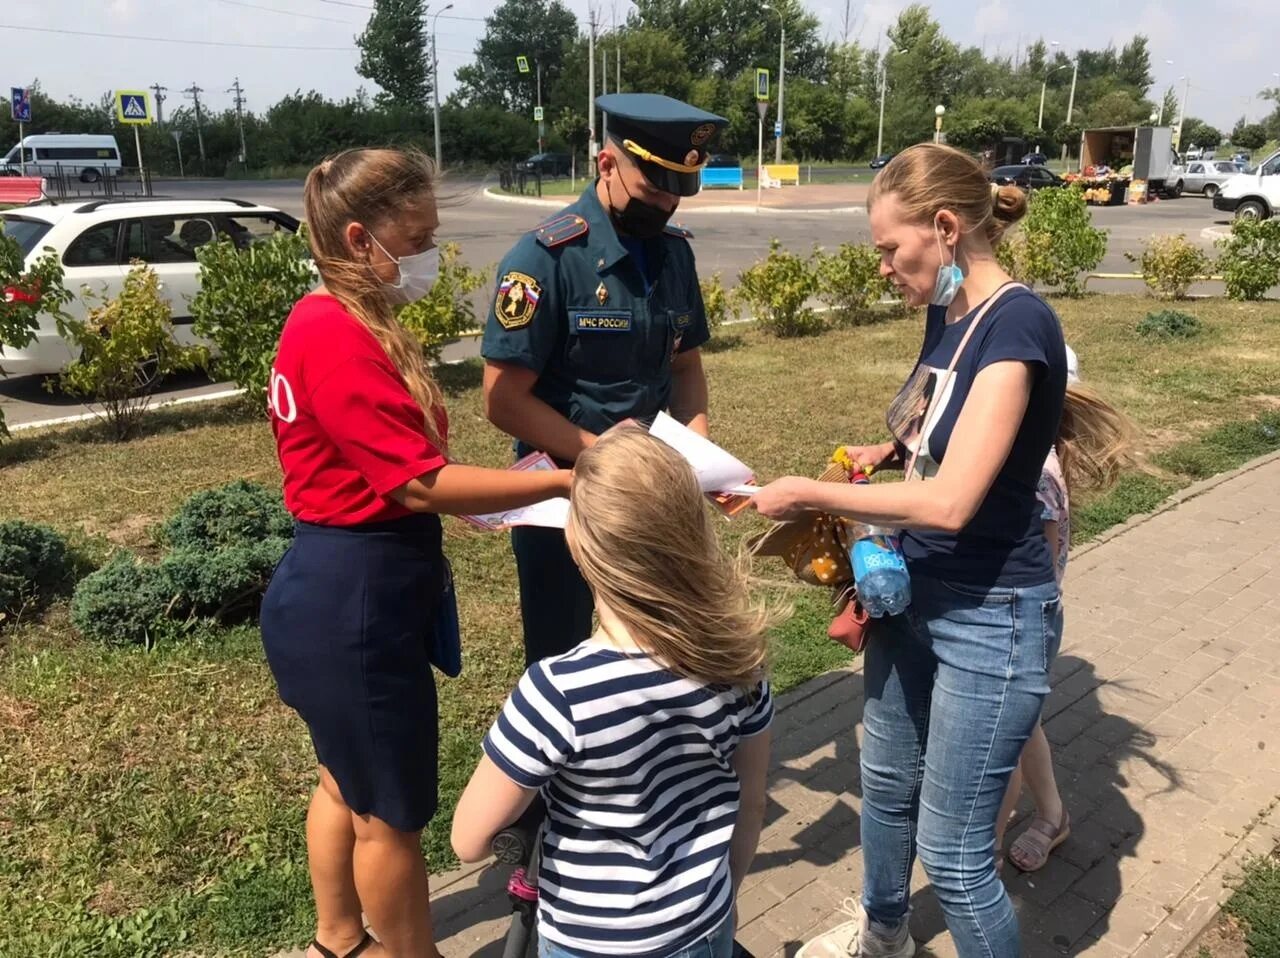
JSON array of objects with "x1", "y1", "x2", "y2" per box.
[
  {"x1": 1068, "y1": 448, "x2": 1280, "y2": 562},
  {"x1": 480, "y1": 186, "x2": 866, "y2": 217},
  {"x1": 1138, "y1": 798, "x2": 1279, "y2": 958}
]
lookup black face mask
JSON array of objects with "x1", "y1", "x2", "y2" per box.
[{"x1": 607, "y1": 173, "x2": 674, "y2": 239}]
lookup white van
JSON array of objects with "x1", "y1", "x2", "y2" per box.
[
  {"x1": 1214, "y1": 149, "x2": 1280, "y2": 220},
  {"x1": 0, "y1": 134, "x2": 123, "y2": 183}
]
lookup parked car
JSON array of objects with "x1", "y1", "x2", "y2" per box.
[
  {"x1": 705, "y1": 153, "x2": 740, "y2": 168},
  {"x1": 1174, "y1": 160, "x2": 1244, "y2": 198},
  {"x1": 869, "y1": 153, "x2": 895, "y2": 169},
  {"x1": 990, "y1": 164, "x2": 1064, "y2": 190},
  {"x1": 1214, "y1": 149, "x2": 1280, "y2": 220},
  {"x1": 1021, "y1": 152, "x2": 1049, "y2": 165},
  {"x1": 0, "y1": 197, "x2": 304, "y2": 377},
  {"x1": 519, "y1": 152, "x2": 572, "y2": 177}
]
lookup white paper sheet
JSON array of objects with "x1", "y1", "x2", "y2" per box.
[{"x1": 648, "y1": 412, "x2": 756, "y2": 493}]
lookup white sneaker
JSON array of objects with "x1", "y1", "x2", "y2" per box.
[{"x1": 796, "y1": 898, "x2": 916, "y2": 958}]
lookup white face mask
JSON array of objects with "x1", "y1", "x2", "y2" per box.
[{"x1": 370, "y1": 233, "x2": 439, "y2": 305}]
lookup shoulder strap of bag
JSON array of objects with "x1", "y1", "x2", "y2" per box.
[{"x1": 903, "y1": 283, "x2": 1026, "y2": 482}]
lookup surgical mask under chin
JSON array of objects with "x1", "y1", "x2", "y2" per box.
[
  {"x1": 371, "y1": 234, "x2": 439, "y2": 305},
  {"x1": 931, "y1": 228, "x2": 964, "y2": 307},
  {"x1": 608, "y1": 174, "x2": 674, "y2": 239}
]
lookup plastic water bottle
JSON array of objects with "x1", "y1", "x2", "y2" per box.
[{"x1": 846, "y1": 465, "x2": 912, "y2": 618}]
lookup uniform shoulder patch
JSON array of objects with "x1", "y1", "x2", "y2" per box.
[
  {"x1": 534, "y1": 213, "x2": 589, "y2": 249},
  {"x1": 495, "y1": 271, "x2": 544, "y2": 330},
  {"x1": 663, "y1": 222, "x2": 694, "y2": 239}
]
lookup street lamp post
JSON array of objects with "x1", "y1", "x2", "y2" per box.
[
  {"x1": 762, "y1": 4, "x2": 785, "y2": 163},
  {"x1": 934, "y1": 104, "x2": 946, "y2": 144},
  {"x1": 430, "y1": 3, "x2": 452, "y2": 170},
  {"x1": 1038, "y1": 64, "x2": 1069, "y2": 131},
  {"x1": 1157, "y1": 59, "x2": 1174, "y2": 125},
  {"x1": 1060, "y1": 54, "x2": 1079, "y2": 165},
  {"x1": 1173, "y1": 75, "x2": 1191, "y2": 151},
  {"x1": 875, "y1": 47, "x2": 897, "y2": 159}
]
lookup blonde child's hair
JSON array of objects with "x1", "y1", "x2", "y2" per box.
[
  {"x1": 567, "y1": 429, "x2": 777, "y2": 689},
  {"x1": 1058, "y1": 381, "x2": 1134, "y2": 496}
]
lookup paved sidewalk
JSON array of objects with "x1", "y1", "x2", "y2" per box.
[{"x1": 284, "y1": 453, "x2": 1280, "y2": 958}]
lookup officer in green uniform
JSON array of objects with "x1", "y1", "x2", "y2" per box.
[{"x1": 483, "y1": 92, "x2": 727, "y2": 665}]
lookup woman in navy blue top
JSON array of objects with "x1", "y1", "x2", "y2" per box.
[{"x1": 755, "y1": 144, "x2": 1068, "y2": 958}]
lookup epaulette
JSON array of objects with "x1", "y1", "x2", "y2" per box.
[
  {"x1": 663, "y1": 222, "x2": 694, "y2": 239},
  {"x1": 534, "y1": 213, "x2": 589, "y2": 249}
]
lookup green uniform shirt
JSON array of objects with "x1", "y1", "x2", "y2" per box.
[{"x1": 482, "y1": 184, "x2": 709, "y2": 441}]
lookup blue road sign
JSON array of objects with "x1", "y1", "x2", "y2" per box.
[
  {"x1": 774, "y1": 121, "x2": 782, "y2": 137},
  {"x1": 10, "y1": 87, "x2": 31, "y2": 123}
]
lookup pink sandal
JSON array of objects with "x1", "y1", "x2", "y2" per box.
[{"x1": 1008, "y1": 810, "x2": 1070, "y2": 873}]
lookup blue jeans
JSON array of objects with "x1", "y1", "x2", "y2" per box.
[
  {"x1": 537, "y1": 910, "x2": 735, "y2": 958},
  {"x1": 860, "y1": 573, "x2": 1063, "y2": 958}
]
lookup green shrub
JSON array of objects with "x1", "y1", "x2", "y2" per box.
[
  {"x1": 736, "y1": 240, "x2": 823, "y2": 337},
  {"x1": 0, "y1": 521, "x2": 76, "y2": 623},
  {"x1": 1001, "y1": 186, "x2": 1107, "y2": 297},
  {"x1": 814, "y1": 243, "x2": 892, "y2": 326},
  {"x1": 162, "y1": 479, "x2": 292, "y2": 550},
  {"x1": 161, "y1": 538, "x2": 289, "y2": 619},
  {"x1": 71, "y1": 551, "x2": 173, "y2": 647},
  {"x1": 56, "y1": 263, "x2": 207, "y2": 441},
  {"x1": 397, "y1": 242, "x2": 489, "y2": 362},
  {"x1": 1, "y1": 234, "x2": 74, "y2": 438},
  {"x1": 1137, "y1": 309, "x2": 1203, "y2": 339},
  {"x1": 72, "y1": 481, "x2": 294, "y2": 644},
  {"x1": 699, "y1": 272, "x2": 735, "y2": 332},
  {"x1": 191, "y1": 229, "x2": 315, "y2": 406},
  {"x1": 1216, "y1": 217, "x2": 1280, "y2": 301},
  {"x1": 1126, "y1": 234, "x2": 1211, "y2": 300}
]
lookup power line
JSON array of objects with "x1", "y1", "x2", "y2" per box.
[
  {"x1": 209, "y1": 0, "x2": 361, "y2": 24},
  {"x1": 316, "y1": 0, "x2": 488, "y2": 22},
  {"x1": 0, "y1": 22, "x2": 355, "y2": 51}
]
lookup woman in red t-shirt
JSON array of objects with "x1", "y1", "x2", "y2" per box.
[{"x1": 260, "y1": 147, "x2": 569, "y2": 958}]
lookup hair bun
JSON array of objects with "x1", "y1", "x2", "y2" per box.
[{"x1": 991, "y1": 183, "x2": 1028, "y2": 224}]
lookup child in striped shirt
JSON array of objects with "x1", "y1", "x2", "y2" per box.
[{"x1": 453, "y1": 429, "x2": 778, "y2": 958}]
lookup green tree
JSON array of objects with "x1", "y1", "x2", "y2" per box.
[
  {"x1": 1086, "y1": 89, "x2": 1152, "y2": 128},
  {"x1": 1231, "y1": 121, "x2": 1269, "y2": 151},
  {"x1": 356, "y1": 0, "x2": 431, "y2": 108},
  {"x1": 1116, "y1": 36, "x2": 1153, "y2": 92},
  {"x1": 455, "y1": 0, "x2": 579, "y2": 114},
  {"x1": 630, "y1": 0, "x2": 825, "y2": 84},
  {"x1": 1159, "y1": 87, "x2": 1179, "y2": 126},
  {"x1": 1180, "y1": 118, "x2": 1222, "y2": 149}
]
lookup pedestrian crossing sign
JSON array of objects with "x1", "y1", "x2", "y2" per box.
[{"x1": 114, "y1": 90, "x2": 152, "y2": 125}]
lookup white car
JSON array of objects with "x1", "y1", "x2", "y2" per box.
[{"x1": 1, "y1": 197, "x2": 303, "y2": 377}]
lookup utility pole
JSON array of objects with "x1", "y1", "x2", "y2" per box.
[
  {"x1": 429, "y1": 4, "x2": 452, "y2": 169},
  {"x1": 228, "y1": 77, "x2": 248, "y2": 165},
  {"x1": 1060, "y1": 57, "x2": 1078, "y2": 167},
  {"x1": 602, "y1": 48, "x2": 608, "y2": 96},
  {"x1": 587, "y1": 8, "x2": 597, "y2": 161},
  {"x1": 763, "y1": 4, "x2": 785, "y2": 162},
  {"x1": 536, "y1": 61, "x2": 544, "y2": 153},
  {"x1": 183, "y1": 83, "x2": 207, "y2": 166},
  {"x1": 876, "y1": 48, "x2": 896, "y2": 159},
  {"x1": 150, "y1": 83, "x2": 168, "y2": 126}
]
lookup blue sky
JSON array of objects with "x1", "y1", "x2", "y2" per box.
[{"x1": 6, "y1": 0, "x2": 1277, "y2": 129}]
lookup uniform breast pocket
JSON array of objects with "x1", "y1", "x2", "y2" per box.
[{"x1": 567, "y1": 309, "x2": 640, "y2": 381}]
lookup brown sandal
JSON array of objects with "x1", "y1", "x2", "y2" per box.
[
  {"x1": 311, "y1": 933, "x2": 374, "y2": 958},
  {"x1": 1008, "y1": 810, "x2": 1070, "y2": 873}
]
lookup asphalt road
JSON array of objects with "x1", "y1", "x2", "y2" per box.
[{"x1": 0, "y1": 178, "x2": 1236, "y2": 430}]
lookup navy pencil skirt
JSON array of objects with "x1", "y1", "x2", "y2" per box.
[{"x1": 261, "y1": 513, "x2": 445, "y2": 832}]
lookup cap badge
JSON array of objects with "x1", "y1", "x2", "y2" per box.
[{"x1": 690, "y1": 122, "x2": 716, "y2": 146}]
